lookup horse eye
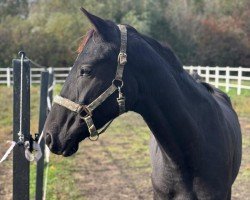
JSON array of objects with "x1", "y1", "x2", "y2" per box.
[{"x1": 80, "y1": 67, "x2": 92, "y2": 76}]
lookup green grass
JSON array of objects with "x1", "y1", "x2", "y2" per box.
[
  {"x1": 0, "y1": 84, "x2": 250, "y2": 199},
  {"x1": 106, "y1": 114, "x2": 151, "y2": 169},
  {"x1": 29, "y1": 84, "x2": 82, "y2": 200},
  {"x1": 0, "y1": 85, "x2": 81, "y2": 200},
  {"x1": 30, "y1": 156, "x2": 82, "y2": 200},
  {"x1": 219, "y1": 87, "x2": 250, "y2": 117}
]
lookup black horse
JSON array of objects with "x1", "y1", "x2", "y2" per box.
[{"x1": 44, "y1": 8, "x2": 242, "y2": 200}]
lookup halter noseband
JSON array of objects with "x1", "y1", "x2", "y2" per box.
[{"x1": 53, "y1": 25, "x2": 127, "y2": 140}]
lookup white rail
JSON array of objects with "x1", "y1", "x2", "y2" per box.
[
  {"x1": 183, "y1": 66, "x2": 250, "y2": 95},
  {"x1": 0, "y1": 67, "x2": 72, "y2": 86},
  {"x1": 1, "y1": 66, "x2": 250, "y2": 95}
]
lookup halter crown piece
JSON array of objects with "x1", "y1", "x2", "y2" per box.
[{"x1": 53, "y1": 25, "x2": 127, "y2": 140}]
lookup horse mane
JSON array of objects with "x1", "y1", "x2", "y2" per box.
[
  {"x1": 122, "y1": 25, "x2": 183, "y2": 72},
  {"x1": 77, "y1": 29, "x2": 95, "y2": 54},
  {"x1": 137, "y1": 30, "x2": 231, "y2": 106},
  {"x1": 139, "y1": 33, "x2": 184, "y2": 72},
  {"x1": 191, "y1": 72, "x2": 232, "y2": 106}
]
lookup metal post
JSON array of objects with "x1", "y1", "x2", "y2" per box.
[
  {"x1": 36, "y1": 71, "x2": 49, "y2": 200},
  {"x1": 42, "y1": 67, "x2": 54, "y2": 200},
  {"x1": 13, "y1": 56, "x2": 30, "y2": 200}
]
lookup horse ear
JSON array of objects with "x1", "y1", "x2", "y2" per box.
[{"x1": 80, "y1": 7, "x2": 114, "y2": 41}]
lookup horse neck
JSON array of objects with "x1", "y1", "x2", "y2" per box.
[{"x1": 132, "y1": 60, "x2": 210, "y2": 169}]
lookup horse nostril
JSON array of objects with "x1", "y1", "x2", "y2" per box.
[{"x1": 45, "y1": 133, "x2": 52, "y2": 146}]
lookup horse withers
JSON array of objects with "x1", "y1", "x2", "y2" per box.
[{"x1": 44, "y1": 8, "x2": 242, "y2": 200}]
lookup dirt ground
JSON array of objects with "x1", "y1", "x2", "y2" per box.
[
  {"x1": 69, "y1": 115, "x2": 250, "y2": 200},
  {"x1": 232, "y1": 117, "x2": 250, "y2": 200},
  {"x1": 0, "y1": 114, "x2": 250, "y2": 200},
  {"x1": 0, "y1": 134, "x2": 12, "y2": 200}
]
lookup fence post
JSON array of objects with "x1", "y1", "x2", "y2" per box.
[
  {"x1": 237, "y1": 67, "x2": 242, "y2": 95},
  {"x1": 205, "y1": 66, "x2": 209, "y2": 83},
  {"x1": 36, "y1": 71, "x2": 49, "y2": 200},
  {"x1": 215, "y1": 66, "x2": 219, "y2": 88},
  {"x1": 7, "y1": 67, "x2": 11, "y2": 87},
  {"x1": 226, "y1": 66, "x2": 230, "y2": 93},
  {"x1": 197, "y1": 66, "x2": 201, "y2": 76},
  {"x1": 190, "y1": 65, "x2": 193, "y2": 74},
  {"x1": 12, "y1": 56, "x2": 30, "y2": 200}
]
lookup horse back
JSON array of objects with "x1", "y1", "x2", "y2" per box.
[
  {"x1": 211, "y1": 87, "x2": 242, "y2": 183},
  {"x1": 191, "y1": 73, "x2": 242, "y2": 184}
]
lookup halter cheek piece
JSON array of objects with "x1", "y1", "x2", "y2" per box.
[{"x1": 53, "y1": 25, "x2": 127, "y2": 140}]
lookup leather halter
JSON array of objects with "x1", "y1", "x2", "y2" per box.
[{"x1": 53, "y1": 25, "x2": 127, "y2": 140}]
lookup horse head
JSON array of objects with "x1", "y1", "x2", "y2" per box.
[{"x1": 44, "y1": 8, "x2": 140, "y2": 156}]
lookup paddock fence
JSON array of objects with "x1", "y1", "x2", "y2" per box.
[
  {"x1": 1, "y1": 66, "x2": 250, "y2": 95},
  {"x1": 183, "y1": 66, "x2": 250, "y2": 95},
  {"x1": 0, "y1": 67, "x2": 71, "y2": 85}
]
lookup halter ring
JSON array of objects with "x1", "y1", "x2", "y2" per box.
[
  {"x1": 112, "y1": 79, "x2": 124, "y2": 88},
  {"x1": 88, "y1": 134, "x2": 99, "y2": 141}
]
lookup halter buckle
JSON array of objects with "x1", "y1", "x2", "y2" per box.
[{"x1": 118, "y1": 53, "x2": 127, "y2": 65}]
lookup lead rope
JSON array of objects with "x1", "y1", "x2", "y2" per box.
[{"x1": 0, "y1": 141, "x2": 16, "y2": 163}]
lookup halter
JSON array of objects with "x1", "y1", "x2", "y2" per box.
[{"x1": 53, "y1": 25, "x2": 127, "y2": 140}]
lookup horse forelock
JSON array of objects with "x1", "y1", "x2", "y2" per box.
[{"x1": 77, "y1": 29, "x2": 95, "y2": 54}]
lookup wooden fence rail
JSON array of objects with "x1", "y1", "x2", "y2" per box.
[{"x1": 1, "y1": 66, "x2": 250, "y2": 95}]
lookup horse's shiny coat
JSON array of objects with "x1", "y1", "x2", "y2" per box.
[{"x1": 44, "y1": 8, "x2": 242, "y2": 200}]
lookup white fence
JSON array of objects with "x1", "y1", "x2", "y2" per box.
[
  {"x1": 0, "y1": 67, "x2": 71, "y2": 86},
  {"x1": 184, "y1": 66, "x2": 250, "y2": 95},
  {"x1": 1, "y1": 66, "x2": 250, "y2": 95}
]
